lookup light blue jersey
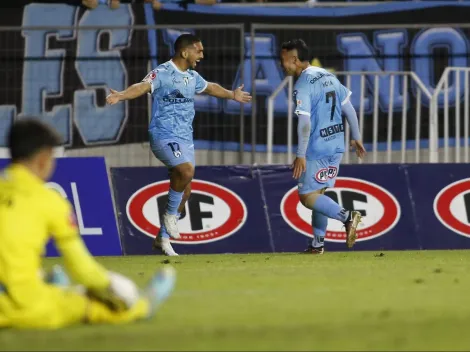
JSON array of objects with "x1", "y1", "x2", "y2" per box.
[
  {"x1": 293, "y1": 66, "x2": 351, "y2": 160},
  {"x1": 143, "y1": 60, "x2": 208, "y2": 142}
]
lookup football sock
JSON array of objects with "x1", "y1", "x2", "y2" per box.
[
  {"x1": 160, "y1": 223, "x2": 170, "y2": 239},
  {"x1": 312, "y1": 211, "x2": 328, "y2": 248},
  {"x1": 166, "y1": 188, "x2": 184, "y2": 215},
  {"x1": 312, "y1": 195, "x2": 349, "y2": 223}
]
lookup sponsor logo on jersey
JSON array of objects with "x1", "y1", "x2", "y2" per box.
[
  {"x1": 309, "y1": 72, "x2": 334, "y2": 84},
  {"x1": 315, "y1": 168, "x2": 329, "y2": 183},
  {"x1": 320, "y1": 123, "x2": 344, "y2": 138},
  {"x1": 162, "y1": 89, "x2": 193, "y2": 104}
]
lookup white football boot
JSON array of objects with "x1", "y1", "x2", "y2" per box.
[
  {"x1": 153, "y1": 236, "x2": 179, "y2": 256},
  {"x1": 162, "y1": 212, "x2": 181, "y2": 239}
]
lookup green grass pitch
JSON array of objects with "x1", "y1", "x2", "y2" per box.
[{"x1": 1, "y1": 250, "x2": 470, "y2": 351}]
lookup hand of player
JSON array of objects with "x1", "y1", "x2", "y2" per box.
[
  {"x1": 291, "y1": 157, "x2": 306, "y2": 180},
  {"x1": 233, "y1": 84, "x2": 252, "y2": 104},
  {"x1": 350, "y1": 140, "x2": 366, "y2": 159},
  {"x1": 106, "y1": 89, "x2": 122, "y2": 105},
  {"x1": 87, "y1": 272, "x2": 139, "y2": 312}
]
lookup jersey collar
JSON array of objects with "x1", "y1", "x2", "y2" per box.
[
  {"x1": 301, "y1": 65, "x2": 314, "y2": 74},
  {"x1": 7, "y1": 163, "x2": 44, "y2": 186},
  {"x1": 169, "y1": 60, "x2": 187, "y2": 74}
]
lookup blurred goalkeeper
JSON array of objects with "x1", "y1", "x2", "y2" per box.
[{"x1": 0, "y1": 119, "x2": 176, "y2": 330}]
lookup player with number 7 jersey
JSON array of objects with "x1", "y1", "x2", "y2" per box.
[
  {"x1": 280, "y1": 39, "x2": 367, "y2": 254},
  {"x1": 106, "y1": 34, "x2": 251, "y2": 256}
]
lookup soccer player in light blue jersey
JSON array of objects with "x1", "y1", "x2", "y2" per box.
[
  {"x1": 280, "y1": 39, "x2": 366, "y2": 254},
  {"x1": 106, "y1": 34, "x2": 251, "y2": 256}
]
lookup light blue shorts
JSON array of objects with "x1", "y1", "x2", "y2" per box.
[
  {"x1": 149, "y1": 134, "x2": 195, "y2": 169},
  {"x1": 298, "y1": 153, "x2": 343, "y2": 194}
]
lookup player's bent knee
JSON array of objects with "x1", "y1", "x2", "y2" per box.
[{"x1": 172, "y1": 163, "x2": 194, "y2": 183}]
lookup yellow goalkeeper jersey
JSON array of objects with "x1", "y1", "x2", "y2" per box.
[{"x1": 0, "y1": 164, "x2": 109, "y2": 307}]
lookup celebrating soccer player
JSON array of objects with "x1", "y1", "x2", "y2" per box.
[
  {"x1": 106, "y1": 34, "x2": 251, "y2": 256},
  {"x1": 280, "y1": 39, "x2": 366, "y2": 254}
]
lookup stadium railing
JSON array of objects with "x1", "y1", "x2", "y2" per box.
[
  {"x1": 266, "y1": 72, "x2": 435, "y2": 165},
  {"x1": 267, "y1": 76, "x2": 294, "y2": 165},
  {"x1": 253, "y1": 23, "x2": 469, "y2": 165},
  {"x1": 1, "y1": 22, "x2": 469, "y2": 167},
  {"x1": 432, "y1": 67, "x2": 470, "y2": 163}
]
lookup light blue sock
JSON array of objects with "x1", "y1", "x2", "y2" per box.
[
  {"x1": 312, "y1": 195, "x2": 349, "y2": 223},
  {"x1": 160, "y1": 212, "x2": 181, "y2": 239},
  {"x1": 312, "y1": 211, "x2": 328, "y2": 248},
  {"x1": 166, "y1": 188, "x2": 184, "y2": 215},
  {"x1": 160, "y1": 223, "x2": 170, "y2": 239}
]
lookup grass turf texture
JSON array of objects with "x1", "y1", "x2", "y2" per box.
[{"x1": 1, "y1": 250, "x2": 470, "y2": 351}]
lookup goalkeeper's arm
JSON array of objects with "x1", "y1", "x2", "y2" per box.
[{"x1": 55, "y1": 235, "x2": 111, "y2": 292}]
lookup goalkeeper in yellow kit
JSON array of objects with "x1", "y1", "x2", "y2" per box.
[{"x1": 0, "y1": 119, "x2": 176, "y2": 329}]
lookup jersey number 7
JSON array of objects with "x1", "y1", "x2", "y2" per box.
[{"x1": 326, "y1": 91, "x2": 336, "y2": 122}]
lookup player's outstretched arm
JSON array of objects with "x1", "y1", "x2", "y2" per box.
[
  {"x1": 106, "y1": 82, "x2": 151, "y2": 105},
  {"x1": 203, "y1": 83, "x2": 252, "y2": 103},
  {"x1": 342, "y1": 100, "x2": 366, "y2": 159}
]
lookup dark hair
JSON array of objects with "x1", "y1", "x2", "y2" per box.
[
  {"x1": 8, "y1": 118, "x2": 62, "y2": 162},
  {"x1": 281, "y1": 39, "x2": 310, "y2": 62},
  {"x1": 174, "y1": 34, "x2": 201, "y2": 54}
]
